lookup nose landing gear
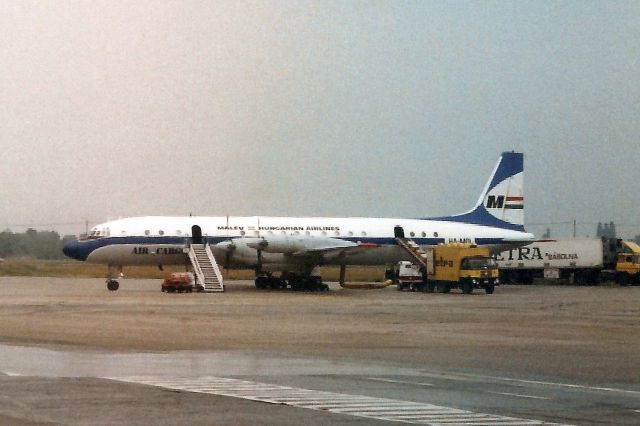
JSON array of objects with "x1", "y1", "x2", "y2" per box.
[
  {"x1": 106, "y1": 279, "x2": 119, "y2": 291},
  {"x1": 105, "y1": 265, "x2": 123, "y2": 291}
]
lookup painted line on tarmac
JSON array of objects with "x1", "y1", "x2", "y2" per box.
[
  {"x1": 451, "y1": 372, "x2": 640, "y2": 396},
  {"x1": 368, "y1": 377, "x2": 434, "y2": 387},
  {"x1": 488, "y1": 391, "x2": 551, "y2": 400},
  {"x1": 106, "y1": 375, "x2": 570, "y2": 425},
  {"x1": 1, "y1": 371, "x2": 23, "y2": 376},
  {"x1": 419, "y1": 371, "x2": 640, "y2": 396}
]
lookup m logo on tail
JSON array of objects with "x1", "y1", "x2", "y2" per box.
[{"x1": 486, "y1": 195, "x2": 505, "y2": 209}]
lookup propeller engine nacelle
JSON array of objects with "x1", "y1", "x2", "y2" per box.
[{"x1": 243, "y1": 234, "x2": 353, "y2": 255}]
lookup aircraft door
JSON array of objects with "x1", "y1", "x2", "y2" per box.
[
  {"x1": 394, "y1": 225, "x2": 405, "y2": 239},
  {"x1": 191, "y1": 225, "x2": 203, "y2": 244}
]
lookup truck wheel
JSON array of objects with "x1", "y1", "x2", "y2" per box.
[
  {"x1": 462, "y1": 282, "x2": 473, "y2": 294},
  {"x1": 426, "y1": 282, "x2": 435, "y2": 293},
  {"x1": 437, "y1": 283, "x2": 450, "y2": 293},
  {"x1": 617, "y1": 273, "x2": 629, "y2": 286},
  {"x1": 485, "y1": 285, "x2": 495, "y2": 294},
  {"x1": 616, "y1": 272, "x2": 629, "y2": 287}
]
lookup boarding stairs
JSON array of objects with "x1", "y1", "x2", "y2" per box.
[
  {"x1": 395, "y1": 238, "x2": 430, "y2": 270},
  {"x1": 188, "y1": 244, "x2": 225, "y2": 292}
]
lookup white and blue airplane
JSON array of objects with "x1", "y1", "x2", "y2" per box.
[{"x1": 63, "y1": 151, "x2": 533, "y2": 290}]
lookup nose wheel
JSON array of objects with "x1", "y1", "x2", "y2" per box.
[
  {"x1": 105, "y1": 265, "x2": 122, "y2": 291},
  {"x1": 106, "y1": 279, "x2": 119, "y2": 291}
]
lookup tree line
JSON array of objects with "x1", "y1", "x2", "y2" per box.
[{"x1": 0, "y1": 229, "x2": 75, "y2": 260}]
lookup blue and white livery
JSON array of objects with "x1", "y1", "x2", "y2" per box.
[{"x1": 63, "y1": 152, "x2": 533, "y2": 289}]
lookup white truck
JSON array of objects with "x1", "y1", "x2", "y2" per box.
[
  {"x1": 391, "y1": 261, "x2": 425, "y2": 291},
  {"x1": 496, "y1": 238, "x2": 640, "y2": 285}
]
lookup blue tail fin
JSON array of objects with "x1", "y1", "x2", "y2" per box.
[{"x1": 429, "y1": 152, "x2": 526, "y2": 232}]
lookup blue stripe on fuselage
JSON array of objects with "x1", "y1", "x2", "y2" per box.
[{"x1": 64, "y1": 235, "x2": 507, "y2": 262}]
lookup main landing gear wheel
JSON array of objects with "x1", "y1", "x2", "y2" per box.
[
  {"x1": 256, "y1": 274, "x2": 328, "y2": 292},
  {"x1": 289, "y1": 276, "x2": 328, "y2": 292},
  {"x1": 106, "y1": 279, "x2": 119, "y2": 291}
]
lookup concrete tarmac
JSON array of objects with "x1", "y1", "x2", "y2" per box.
[{"x1": 0, "y1": 277, "x2": 638, "y2": 425}]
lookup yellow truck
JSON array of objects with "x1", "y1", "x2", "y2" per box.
[
  {"x1": 611, "y1": 241, "x2": 640, "y2": 285},
  {"x1": 390, "y1": 243, "x2": 499, "y2": 294}
]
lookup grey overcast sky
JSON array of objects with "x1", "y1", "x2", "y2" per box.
[{"x1": 1, "y1": 0, "x2": 639, "y2": 238}]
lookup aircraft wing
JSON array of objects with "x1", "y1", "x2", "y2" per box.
[
  {"x1": 291, "y1": 241, "x2": 378, "y2": 259},
  {"x1": 242, "y1": 235, "x2": 378, "y2": 260}
]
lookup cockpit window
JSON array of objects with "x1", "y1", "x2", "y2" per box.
[
  {"x1": 461, "y1": 256, "x2": 498, "y2": 270},
  {"x1": 86, "y1": 228, "x2": 103, "y2": 240}
]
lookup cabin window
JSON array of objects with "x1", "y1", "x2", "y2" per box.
[
  {"x1": 348, "y1": 231, "x2": 354, "y2": 237},
  {"x1": 433, "y1": 232, "x2": 438, "y2": 237},
  {"x1": 176, "y1": 230, "x2": 182, "y2": 236},
  {"x1": 410, "y1": 232, "x2": 415, "y2": 237},
  {"x1": 240, "y1": 230, "x2": 246, "y2": 236},
  {"x1": 158, "y1": 230, "x2": 164, "y2": 236},
  {"x1": 421, "y1": 232, "x2": 426, "y2": 238},
  {"x1": 144, "y1": 230, "x2": 150, "y2": 236},
  {"x1": 361, "y1": 231, "x2": 367, "y2": 237}
]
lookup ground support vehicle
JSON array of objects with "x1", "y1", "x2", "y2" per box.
[
  {"x1": 389, "y1": 244, "x2": 499, "y2": 294},
  {"x1": 161, "y1": 272, "x2": 198, "y2": 293},
  {"x1": 392, "y1": 261, "x2": 425, "y2": 291},
  {"x1": 496, "y1": 238, "x2": 640, "y2": 285}
]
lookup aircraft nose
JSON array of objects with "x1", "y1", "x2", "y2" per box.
[{"x1": 63, "y1": 239, "x2": 82, "y2": 260}]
